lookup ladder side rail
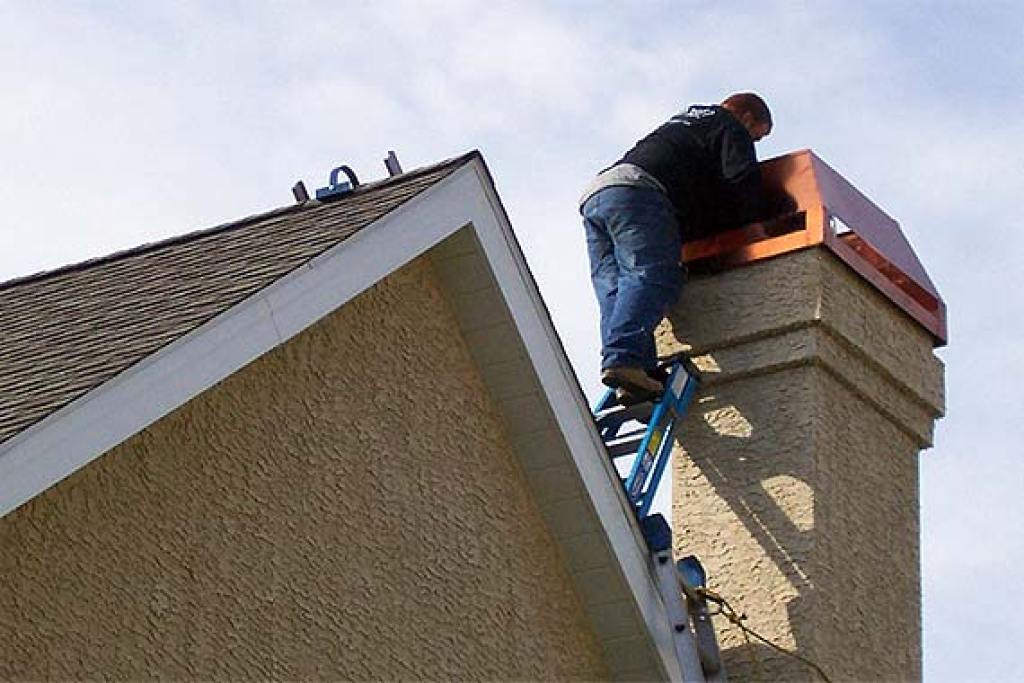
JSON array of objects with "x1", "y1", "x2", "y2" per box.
[
  {"x1": 636, "y1": 416, "x2": 679, "y2": 518},
  {"x1": 629, "y1": 362, "x2": 696, "y2": 513},
  {"x1": 687, "y1": 593, "x2": 727, "y2": 682},
  {"x1": 592, "y1": 387, "x2": 618, "y2": 414},
  {"x1": 677, "y1": 569, "x2": 727, "y2": 682},
  {"x1": 638, "y1": 367, "x2": 701, "y2": 516},
  {"x1": 624, "y1": 398, "x2": 672, "y2": 504},
  {"x1": 653, "y1": 548, "x2": 707, "y2": 682}
]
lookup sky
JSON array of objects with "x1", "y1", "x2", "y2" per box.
[{"x1": 2, "y1": 1, "x2": 1022, "y2": 679}]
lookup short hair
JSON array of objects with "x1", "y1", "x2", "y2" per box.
[{"x1": 721, "y1": 92, "x2": 772, "y2": 127}]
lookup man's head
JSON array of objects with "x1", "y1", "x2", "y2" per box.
[{"x1": 721, "y1": 92, "x2": 772, "y2": 142}]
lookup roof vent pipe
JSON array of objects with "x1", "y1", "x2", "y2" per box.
[
  {"x1": 291, "y1": 181, "x2": 310, "y2": 204},
  {"x1": 384, "y1": 151, "x2": 403, "y2": 177}
]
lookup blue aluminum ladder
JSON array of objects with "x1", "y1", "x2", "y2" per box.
[
  {"x1": 592, "y1": 354, "x2": 701, "y2": 520},
  {"x1": 593, "y1": 355, "x2": 727, "y2": 681}
]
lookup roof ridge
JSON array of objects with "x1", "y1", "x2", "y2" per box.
[{"x1": 0, "y1": 150, "x2": 481, "y2": 293}]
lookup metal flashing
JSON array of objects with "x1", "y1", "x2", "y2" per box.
[{"x1": 682, "y1": 149, "x2": 947, "y2": 346}]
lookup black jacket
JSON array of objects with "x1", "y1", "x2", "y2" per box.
[{"x1": 618, "y1": 105, "x2": 766, "y2": 238}]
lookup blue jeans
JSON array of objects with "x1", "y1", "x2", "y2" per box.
[{"x1": 582, "y1": 186, "x2": 683, "y2": 371}]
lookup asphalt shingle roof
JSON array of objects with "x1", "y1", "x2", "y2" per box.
[{"x1": 0, "y1": 152, "x2": 477, "y2": 446}]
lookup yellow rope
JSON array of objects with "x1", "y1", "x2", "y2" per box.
[{"x1": 696, "y1": 587, "x2": 833, "y2": 683}]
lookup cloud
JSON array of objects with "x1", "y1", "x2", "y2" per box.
[{"x1": 1, "y1": 2, "x2": 1022, "y2": 679}]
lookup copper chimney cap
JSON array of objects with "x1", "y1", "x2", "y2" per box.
[{"x1": 682, "y1": 150, "x2": 947, "y2": 346}]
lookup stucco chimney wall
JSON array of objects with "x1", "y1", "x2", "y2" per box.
[{"x1": 657, "y1": 246, "x2": 944, "y2": 681}]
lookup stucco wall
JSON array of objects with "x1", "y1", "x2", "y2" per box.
[
  {"x1": 659, "y1": 247, "x2": 943, "y2": 681},
  {"x1": 0, "y1": 256, "x2": 607, "y2": 680}
]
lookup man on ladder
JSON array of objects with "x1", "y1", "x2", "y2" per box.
[{"x1": 580, "y1": 92, "x2": 774, "y2": 403}]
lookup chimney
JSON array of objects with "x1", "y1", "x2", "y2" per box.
[{"x1": 658, "y1": 151, "x2": 945, "y2": 681}]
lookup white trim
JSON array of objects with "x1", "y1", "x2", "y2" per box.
[
  {"x1": 0, "y1": 165, "x2": 480, "y2": 519},
  {"x1": 462, "y1": 161, "x2": 686, "y2": 681},
  {"x1": 0, "y1": 159, "x2": 685, "y2": 680}
]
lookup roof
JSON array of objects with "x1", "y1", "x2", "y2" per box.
[
  {"x1": 0, "y1": 152, "x2": 694, "y2": 679},
  {"x1": 0, "y1": 153, "x2": 473, "y2": 445}
]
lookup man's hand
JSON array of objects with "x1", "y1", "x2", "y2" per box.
[
  {"x1": 764, "y1": 188, "x2": 798, "y2": 216},
  {"x1": 762, "y1": 211, "x2": 805, "y2": 237}
]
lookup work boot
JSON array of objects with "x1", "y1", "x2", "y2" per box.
[
  {"x1": 601, "y1": 365, "x2": 664, "y2": 395},
  {"x1": 615, "y1": 386, "x2": 657, "y2": 409}
]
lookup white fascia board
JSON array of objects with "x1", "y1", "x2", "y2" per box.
[
  {"x1": 460, "y1": 160, "x2": 685, "y2": 681},
  {"x1": 0, "y1": 158, "x2": 683, "y2": 681},
  {"x1": 0, "y1": 165, "x2": 481, "y2": 519}
]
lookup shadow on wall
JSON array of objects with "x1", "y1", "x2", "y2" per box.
[
  {"x1": 663, "y1": 323, "x2": 823, "y2": 678},
  {"x1": 691, "y1": 392, "x2": 815, "y2": 587},
  {"x1": 718, "y1": 640, "x2": 812, "y2": 682}
]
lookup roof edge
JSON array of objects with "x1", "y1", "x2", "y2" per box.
[
  {"x1": 461, "y1": 158, "x2": 688, "y2": 679},
  {"x1": 0, "y1": 151, "x2": 482, "y2": 293}
]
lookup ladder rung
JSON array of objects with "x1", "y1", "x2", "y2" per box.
[
  {"x1": 605, "y1": 424, "x2": 647, "y2": 441},
  {"x1": 606, "y1": 438, "x2": 644, "y2": 458},
  {"x1": 595, "y1": 400, "x2": 656, "y2": 429},
  {"x1": 592, "y1": 359, "x2": 700, "y2": 517}
]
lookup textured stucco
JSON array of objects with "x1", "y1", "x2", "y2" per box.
[
  {"x1": 659, "y1": 247, "x2": 943, "y2": 681},
  {"x1": 0, "y1": 256, "x2": 607, "y2": 680}
]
